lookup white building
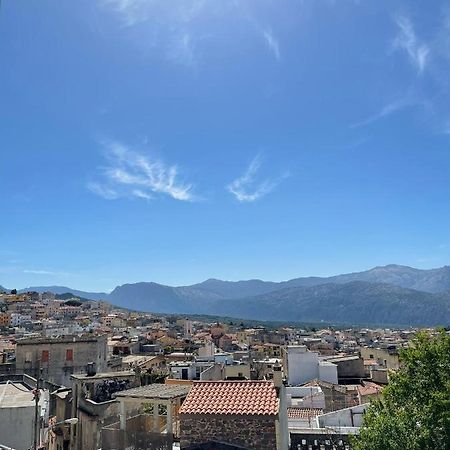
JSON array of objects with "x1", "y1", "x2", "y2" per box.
[
  {"x1": 283, "y1": 345, "x2": 338, "y2": 386},
  {"x1": 0, "y1": 379, "x2": 49, "y2": 450},
  {"x1": 10, "y1": 313, "x2": 32, "y2": 327},
  {"x1": 286, "y1": 386, "x2": 326, "y2": 410}
]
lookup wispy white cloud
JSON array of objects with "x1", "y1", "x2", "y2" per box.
[
  {"x1": 89, "y1": 140, "x2": 195, "y2": 202},
  {"x1": 351, "y1": 97, "x2": 417, "y2": 128},
  {"x1": 442, "y1": 118, "x2": 450, "y2": 135},
  {"x1": 101, "y1": 1, "x2": 281, "y2": 65},
  {"x1": 227, "y1": 154, "x2": 287, "y2": 202},
  {"x1": 262, "y1": 29, "x2": 280, "y2": 60},
  {"x1": 102, "y1": 0, "x2": 145, "y2": 26},
  {"x1": 23, "y1": 269, "x2": 70, "y2": 276},
  {"x1": 103, "y1": 0, "x2": 205, "y2": 27},
  {"x1": 101, "y1": 0, "x2": 206, "y2": 67},
  {"x1": 166, "y1": 32, "x2": 196, "y2": 68},
  {"x1": 87, "y1": 182, "x2": 119, "y2": 200},
  {"x1": 131, "y1": 189, "x2": 153, "y2": 200},
  {"x1": 393, "y1": 15, "x2": 429, "y2": 74}
]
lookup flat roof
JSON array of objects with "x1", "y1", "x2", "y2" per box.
[
  {"x1": 122, "y1": 355, "x2": 160, "y2": 364},
  {"x1": 115, "y1": 384, "x2": 191, "y2": 400},
  {"x1": 0, "y1": 383, "x2": 34, "y2": 408},
  {"x1": 326, "y1": 355, "x2": 361, "y2": 363},
  {"x1": 71, "y1": 371, "x2": 135, "y2": 380},
  {"x1": 17, "y1": 335, "x2": 106, "y2": 345}
]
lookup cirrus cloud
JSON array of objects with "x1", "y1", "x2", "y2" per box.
[
  {"x1": 88, "y1": 140, "x2": 196, "y2": 202},
  {"x1": 227, "y1": 154, "x2": 288, "y2": 203},
  {"x1": 393, "y1": 15, "x2": 429, "y2": 74}
]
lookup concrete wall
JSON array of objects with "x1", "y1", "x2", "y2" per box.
[
  {"x1": 360, "y1": 347, "x2": 400, "y2": 370},
  {"x1": 180, "y1": 413, "x2": 278, "y2": 450},
  {"x1": 284, "y1": 347, "x2": 343, "y2": 386},
  {"x1": 318, "y1": 403, "x2": 368, "y2": 428},
  {"x1": 277, "y1": 385, "x2": 290, "y2": 450},
  {"x1": 333, "y1": 357, "x2": 365, "y2": 379},
  {"x1": 286, "y1": 386, "x2": 325, "y2": 410},
  {"x1": 170, "y1": 364, "x2": 196, "y2": 380},
  {"x1": 0, "y1": 406, "x2": 35, "y2": 450},
  {"x1": 318, "y1": 362, "x2": 338, "y2": 384},
  {"x1": 371, "y1": 368, "x2": 388, "y2": 384},
  {"x1": 200, "y1": 363, "x2": 224, "y2": 381},
  {"x1": 16, "y1": 335, "x2": 108, "y2": 387},
  {"x1": 224, "y1": 363, "x2": 251, "y2": 379},
  {"x1": 285, "y1": 346, "x2": 320, "y2": 386}
]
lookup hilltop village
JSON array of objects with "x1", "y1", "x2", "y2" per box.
[{"x1": 0, "y1": 289, "x2": 441, "y2": 450}]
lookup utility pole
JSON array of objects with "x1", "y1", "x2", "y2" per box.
[{"x1": 33, "y1": 368, "x2": 42, "y2": 450}]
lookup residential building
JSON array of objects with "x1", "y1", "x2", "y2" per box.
[
  {"x1": 283, "y1": 345, "x2": 338, "y2": 386},
  {"x1": 0, "y1": 375, "x2": 49, "y2": 450},
  {"x1": 16, "y1": 335, "x2": 108, "y2": 387},
  {"x1": 179, "y1": 379, "x2": 288, "y2": 450},
  {"x1": 69, "y1": 371, "x2": 139, "y2": 450}
]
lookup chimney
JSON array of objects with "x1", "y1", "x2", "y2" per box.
[
  {"x1": 273, "y1": 362, "x2": 283, "y2": 389},
  {"x1": 86, "y1": 362, "x2": 96, "y2": 377}
]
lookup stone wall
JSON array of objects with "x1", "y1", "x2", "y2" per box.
[{"x1": 180, "y1": 413, "x2": 277, "y2": 450}]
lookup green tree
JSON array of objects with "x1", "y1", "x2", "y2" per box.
[
  {"x1": 354, "y1": 331, "x2": 450, "y2": 450},
  {"x1": 65, "y1": 299, "x2": 82, "y2": 307}
]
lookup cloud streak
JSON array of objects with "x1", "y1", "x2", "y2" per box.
[
  {"x1": 23, "y1": 269, "x2": 70, "y2": 276},
  {"x1": 262, "y1": 29, "x2": 280, "y2": 60},
  {"x1": 393, "y1": 15, "x2": 429, "y2": 74},
  {"x1": 102, "y1": 0, "x2": 205, "y2": 67},
  {"x1": 227, "y1": 155, "x2": 286, "y2": 202},
  {"x1": 351, "y1": 97, "x2": 416, "y2": 128},
  {"x1": 89, "y1": 140, "x2": 195, "y2": 202},
  {"x1": 101, "y1": 1, "x2": 282, "y2": 65}
]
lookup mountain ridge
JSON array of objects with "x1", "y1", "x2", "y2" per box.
[{"x1": 4, "y1": 264, "x2": 450, "y2": 326}]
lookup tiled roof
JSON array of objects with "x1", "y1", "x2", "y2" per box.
[
  {"x1": 357, "y1": 382, "x2": 382, "y2": 397},
  {"x1": 287, "y1": 407, "x2": 323, "y2": 419},
  {"x1": 179, "y1": 380, "x2": 279, "y2": 416}
]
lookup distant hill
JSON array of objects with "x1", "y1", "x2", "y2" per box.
[
  {"x1": 109, "y1": 282, "x2": 192, "y2": 313},
  {"x1": 18, "y1": 286, "x2": 108, "y2": 301},
  {"x1": 8, "y1": 264, "x2": 450, "y2": 326},
  {"x1": 286, "y1": 264, "x2": 450, "y2": 294},
  {"x1": 187, "y1": 278, "x2": 280, "y2": 299},
  {"x1": 205, "y1": 281, "x2": 450, "y2": 327},
  {"x1": 55, "y1": 292, "x2": 91, "y2": 302}
]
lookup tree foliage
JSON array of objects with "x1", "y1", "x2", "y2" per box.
[
  {"x1": 65, "y1": 299, "x2": 82, "y2": 307},
  {"x1": 354, "y1": 331, "x2": 450, "y2": 450}
]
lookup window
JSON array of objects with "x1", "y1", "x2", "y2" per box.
[
  {"x1": 42, "y1": 350, "x2": 49, "y2": 363},
  {"x1": 66, "y1": 349, "x2": 73, "y2": 361}
]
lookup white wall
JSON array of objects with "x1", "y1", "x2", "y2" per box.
[
  {"x1": 318, "y1": 361, "x2": 338, "y2": 384},
  {"x1": 0, "y1": 406, "x2": 36, "y2": 450},
  {"x1": 286, "y1": 346, "x2": 319, "y2": 385},
  {"x1": 170, "y1": 364, "x2": 196, "y2": 380},
  {"x1": 318, "y1": 403, "x2": 368, "y2": 428},
  {"x1": 286, "y1": 386, "x2": 325, "y2": 410}
]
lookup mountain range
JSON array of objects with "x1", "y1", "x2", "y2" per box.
[{"x1": 7, "y1": 264, "x2": 450, "y2": 326}]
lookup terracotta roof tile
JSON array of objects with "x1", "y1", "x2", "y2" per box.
[
  {"x1": 179, "y1": 380, "x2": 279, "y2": 416},
  {"x1": 287, "y1": 407, "x2": 323, "y2": 419},
  {"x1": 357, "y1": 382, "x2": 383, "y2": 397}
]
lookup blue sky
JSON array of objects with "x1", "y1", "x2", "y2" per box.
[{"x1": 1, "y1": 0, "x2": 450, "y2": 292}]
